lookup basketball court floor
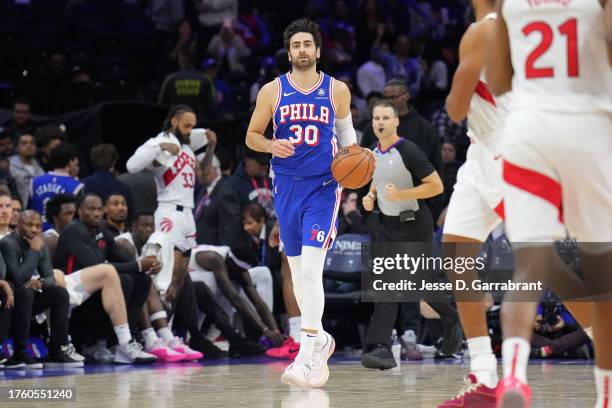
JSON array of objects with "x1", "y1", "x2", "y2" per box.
[{"x1": 0, "y1": 355, "x2": 595, "y2": 407}]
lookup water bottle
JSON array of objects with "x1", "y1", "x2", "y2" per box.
[{"x1": 391, "y1": 329, "x2": 401, "y2": 372}]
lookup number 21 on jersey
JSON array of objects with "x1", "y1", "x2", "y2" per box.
[{"x1": 523, "y1": 18, "x2": 578, "y2": 79}]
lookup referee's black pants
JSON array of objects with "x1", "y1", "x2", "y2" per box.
[
  {"x1": 12, "y1": 285, "x2": 70, "y2": 354},
  {"x1": 364, "y1": 212, "x2": 461, "y2": 351}
]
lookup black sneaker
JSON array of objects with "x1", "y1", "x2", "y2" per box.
[
  {"x1": 361, "y1": 344, "x2": 396, "y2": 370},
  {"x1": 189, "y1": 337, "x2": 228, "y2": 359},
  {"x1": 9, "y1": 350, "x2": 42, "y2": 369},
  {"x1": 434, "y1": 350, "x2": 464, "y2": 361},
  {"x1": 44, "y1": 345, "x2": 85, "y2": 368},
  {"x1": 228, "y1": 336, "x2": 265, "y2": 358}
]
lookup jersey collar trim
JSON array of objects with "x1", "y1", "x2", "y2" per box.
[
  {"x1": 377, "y1": 137, "x2": 404, "y2": 154},
  {"x1": 286, "y1": 71, "x2": 324, "y2": 95}
]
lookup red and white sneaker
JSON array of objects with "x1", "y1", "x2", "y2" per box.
[
  {"x1": 167, "y1": 337, "x2": 203, "y2": 361},
  {"x1": 496, "y1": 376, "x2": 531, "y2": 408},
  {"x1": 438, "y1": 374, "x2": 497, "y2": 407},
  {"x1": 266, "y1": 337, "x2": 300, "y2": 360},
  {"x1": 146, "y1": 338, "x2": 186, "y2": 363},
  {"x1": 308, "y1": 332, "x2": 335, "y2": 388},
  {"x1": 281, "y1": 361, "x2": 311, "y2": 388}
]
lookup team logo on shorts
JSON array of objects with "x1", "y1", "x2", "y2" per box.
[
  {"x1": 310, "y1": 224, "x2": 325, "y2": 242},
  {"x1": 160, "y1": 218, "x2": 173, "y2": 232}
]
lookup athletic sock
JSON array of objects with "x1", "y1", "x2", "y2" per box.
[
  {"x1": 594, "y1": 366, "x2": 612, "y2": 408},
  {"x1": 157, "y1": 327, "x2": 175, "y2": 343},
  {"x1": 289, "y1": 316, "x2": 301, "y2": 341},
  {"x1": 295, "y1": 329, "x2": 318, "y2": 365},
  {"x1": 114, "y1": 324, "x2": 132, "y2": 347},
  {"x1": 502, "y1": 337, "x2": 530, "y2": 384},
  {"x1": 467, "y1": 336, "x2": 498, "y2": 388},
  {"x1": 141, "y1": 328, "x2": 159, "y2": 349}
]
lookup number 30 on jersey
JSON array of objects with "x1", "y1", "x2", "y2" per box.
[{"x1": 288, "y1": 124, "x2": 320, "y2": 146}]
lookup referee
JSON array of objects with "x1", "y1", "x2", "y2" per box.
[{"x1": 361, "y1": 100, "x2": 461, "y2": 369}]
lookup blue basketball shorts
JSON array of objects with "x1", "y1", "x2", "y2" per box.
[{"x1": 273, "y1": 173, "x2": 342, "y2": 257}]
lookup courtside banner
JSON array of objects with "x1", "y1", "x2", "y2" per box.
[{"x1": 360, "y1": 239, "x2": 612, "y2": 302}]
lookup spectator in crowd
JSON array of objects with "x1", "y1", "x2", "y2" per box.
[
  {"x1": 1, "y1": 210, "x2": 83, "y2": 368},
  {"x1": 103, "y1": 193, "x2": 129, "y2": 236},
  {"x1": 228, "y1": 148, "x2": 274, "y2": 218},
  {"x1": 336, "y1": 72, "x2": 368, "y2": 122},
  {"x1": 360, "y1": 100, "x2": 460, "y2": 368},
  {"x1": 195, "y1": 0, "x2": 239, "y2": 43},
  {"x1": 10, "y1": 196, "x2": 21, "y2": 231},
  {"x1": 117, "y1": 168, "x2": 157, "y2": 215},
  {"x1": 357, "y1": 91, "x2": 384, "y2": 131},
  {"x1": 350, "y1": 105, "x2": 364, "y2": 145},
  {"x1": 249, "y1": 56, "x2": 280, "y2": 110},
  {"x1": 241, "y1": 202, "x2": 281, "y2": 270},
  {"x1": 440, "y1": 141, "x2": 460, "y2": 207},
  {"x1": 82, "y1": 144, "x2": 134, "y2": 217},
  {"x1": 0, "y1": 131, "x2": 15, "y2": 157},
  {"x1": 356, "y1": 57, "x2": 386, "y2": 102},
  {"x1": 166, "y1": 20, "x2": 198, "y2": 69},
  {"x1": 202, "y1": 58, "x2": 233, "y2": 117},
  {"x1": 9, "y1": 134, "x2": 44, "y2": 208},
  {"x1": 2, "y1": 98, "x2": 37, "y2": 142},
  {"x1": 356, "y1": 0, "x2": 390, "y2": 62},
  {"x1": 419, "y1": 42, "x2": 450, "y2": 116},
  {"x1": 35, "y1": 126, "x2": 65, "y2": 172},
  {"x1": 148, "y1": 0, "x2": 185, "y2": 41},
  {"x1": 52, "y1": 193, "x2": 155, "y2": 362},
  {"x1": 531, "y1": 302, "x2": 592, "y2": 359},
  {"x1": 431, "y1": 106, "x2": 469, "y2": 161},
  {"x1": 324, "y1": 23, "x2": 356, "y2": 73},
  {"x1": 361, "y1": 79, "x2": 444, "y2": 221},
  {"x1": 43, "y1": 194, "x2": 77, "y2": 257},
  {"x1": 158, "y1": 49, "x2": 216, "y2": 119},
  {"x1": 30, "y1": 143, "x2": 83, "y2": 228},
  {"x1": 372, "y1": 26, "x2": 422, "y2": 99},
  {"x1": 0, "y1": 255, "x2": 15, "y2": 367},
  {"x1": 207, "y1": 19, "x2": 251, "y2": 73},
  {"x1": 62, "y1": 66, "x2": 97, "y2": 112},
  {"x1": 0, "y1": 193, "x2": 13, "y2": 239},
  {"x1": 0, "y1": 159, "x2": 18, "y2": 199},
  {"x1": 337, "y1": 191, "x2": 367, "y2": 235}
]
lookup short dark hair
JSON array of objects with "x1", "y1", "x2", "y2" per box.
[
  {"x1": 91, "y1": 143, "x2": 119, "y2": 170},
  {"x1": 372, "y1": 100, "x2": 399, "y2": 117},
  {"x1": 13, "y1": 97, "x2": 30, "y2": 107},
  {"x1": 77, "y1": 192, "x2": 102, "y2": 209},
  {"x1": 131, "y1": 210, "x2": 154, "y2": 224},
  {"x1": 11, "y1": 195, "x2": 22, "y2": 207},
  {"x1": 384, "y1": 78, "x2": 409, "y2": 94},
  {"x1": 35, "y1": 126, "x2": 65, "y2": 149},
  {"x1": 365, "y1": 91, "x2": 383, "y2": 102},
  {"x1": 162, "y1": 105, "x2": 195, "y2": 134},
  {"x1": 283, "y1": 18, "x2": 322, "y2": 51},
  {"x1": 0, "y1": 130, "x2": 12, "y2": 141},
  {"x1": 17, "y1": 133, "x2": 34, "y2": 143},
  {"x1": 48, "y1": 142, "x2": 79, "y2": 169},
  {"x1": 0, "y1": 190, "x2": 12, "y2": 200},
  {"x1": 104, "y1": 192, "x2": 126, "y2": 205},
  {"x1": 45, "y1": 194, "x2": 77, "y2": 222},
  {"x1": 243, "y1": 202, "x2": 267, "y2": 222}
]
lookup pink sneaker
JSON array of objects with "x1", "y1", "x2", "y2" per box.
[
  {"x1": 167, "y1": 337, "x2": 203, "y2": 361},
  {"x1": 266, "y1": 337, "x2": 300, "y2": 360},
  {"x1": 146, "y1": 339, "x2": 186, "y2": 363},
  {"x1": 438, "y1": 374, "x2": 497, "y2": 407},
  {"x1": 496, "y1": 376, "x2": 531, "y2": 408}
]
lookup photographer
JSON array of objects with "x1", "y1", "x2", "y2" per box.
[{"x1": 361, "y1": 100, "x2": 461, "y2": 369}]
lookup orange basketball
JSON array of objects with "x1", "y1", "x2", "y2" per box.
[{"x1": 331, "y1": 145, "x2": 375, "y2": 189}]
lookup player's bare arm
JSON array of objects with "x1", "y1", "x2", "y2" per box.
[
  {"x1": 383, "y1": 171, "x2": 443, "y2": 202},
  {"x1": 446, "y1": 22, "x2": 490, "y2": 123},
  {"x1": 486, "y1": 0, "x2": 513, "y2": 96},
  {"x1": 198, "y1": 129, "x2": 217, "y2": 177},
  {"x1": 246, "y1": 80, "x2": 295, "y2": 158}
]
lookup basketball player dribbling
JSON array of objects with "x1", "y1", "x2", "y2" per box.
[
  {"x1": 439, "y1": 1, "x2": 599, "y2": 406},
  {"x1": 487, "y1": 1, "x2": 612, "y2": 407},
  {"x1": 246, "y1": 18, "x2": 359, "y2": 388}
]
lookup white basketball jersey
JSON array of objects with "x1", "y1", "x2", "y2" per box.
[
  {"x1": 503, "y1": 0, "x2": 612, "y2": 112},
  {"x1": 149, "y1": 132, "x2": 197, "y2": 208},
  {"x1": 467, "y1": 13, "x2": 512, "y2": 156}
]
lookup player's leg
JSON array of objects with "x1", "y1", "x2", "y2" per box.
[
  {"x1": 284, "y1": 179, "x2": 341, "y2": 387},
  {"x1": 497, "y1": 110, "x2": 568, "y2": 407},
  {"x1": 556, "y1": 114, "x2": 612, "y2": 408},
  {"x1": 438, "y1": 159, "x2": 501, "y2": 407}
]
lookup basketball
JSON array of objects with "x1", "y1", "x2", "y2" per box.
[{"x1": 331, "y1": 145, "x2": 375, "y2": 189}]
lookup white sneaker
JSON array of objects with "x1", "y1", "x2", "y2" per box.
[
  {"x1": 281, "y1": 361, "x2": 311, "y2": 388},
  {"x1": 64, "y1": 343, "x2": 85, "y2": 362},
  {"x1": 114, "y1": 340, "x2": 158, "y2": 364},
  {"x1": 309, "y1": 332, "x2": 335, "y2": 388}
]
